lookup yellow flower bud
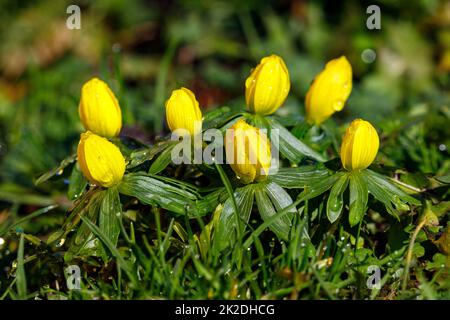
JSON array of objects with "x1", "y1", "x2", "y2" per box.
[
  {"x1": 340, "y1": 119, "x2": 379, "y2": 171},
  {"x1": 245, "y1": 54, "x2": 290, "y2": 115},
  {"x1": 225, "y1": 119, "x2": 271, "y2": 184},
  {"x1": 165, "y1": 87, "x2": 202, "y2": 136},
  {"x1": 77, "y1": 131, "x2": 126, "y2": 188},
  {"x1": 305, "y1": 56, "x2": 352, "y2": 125},
  {"x1": 79, "y1": 78, "x2": 122, "y2": 138}
]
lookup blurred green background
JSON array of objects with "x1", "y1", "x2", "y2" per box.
[{"x1": 0, "y1": 0, "x2": 449, "y2": 208}]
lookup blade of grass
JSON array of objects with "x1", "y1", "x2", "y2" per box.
[
  {"x1": 403, "y1": 217, "x2": 427, "y2": 291},
  {"x1": 215, "y1": 163, "x2": 246, "y2": 268},
  {"x1": 309, "y1": 262, "x2": 336, "y2": 300},
  {"x1": 214, "y1": 163, "x2": 241, "y2": 238},
  {"x1": 16, "y1": 233, "x2": 27, "y2": 300},
  {"x1": 154, "y1": 36, "x2": 179, "y2": 133},
  {"x1": 80, "y1": 215, "x2": 138, "y2": 287},
  {"x1": 0, "y1": 205, "x2": 58, "y2": 237},
  {"x1": 243, "y1": 195, "x2": 303, "y2": 250}
]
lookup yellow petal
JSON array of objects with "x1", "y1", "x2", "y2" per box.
[
  {"x1": 77, "y1": 131, "x2": 126, "y2": 187},
  {"x1": 79, "y1": 78, "x2": 122, "y2": 138},
  {"x1": 340, "y1": 119, "x2": 379, "y2": 171},
  {"x1": 165, "y1": 87, "x2": 202, "y2": 136},
  {"x1": 245, "y1": 55, "x2": 290, "y2": 115},
  {"x1": 225, "y1": 119, "x2": 271, "y2": 183},
  {"x1": 305, "y1": 56, "x2": 352, "y2": 125}
]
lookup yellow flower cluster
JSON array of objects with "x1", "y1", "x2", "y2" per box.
[
  {"x1": 77, "y1": 78, "x2": 125, "y2": 188},
  {"x1": 76, "y1": 54, "x2": 379, "y2": 187},
  {"x1": 242, "y1": 54, "x2": 353, "y2": 126},
  {"x1": 163, "y1": 54, "x2": 379, "y2": 181}
]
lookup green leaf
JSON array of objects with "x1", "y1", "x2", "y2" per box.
[
  {"x1": 255, "y1": 186, "x2": 286, "y2": 239},
  {"x1": 269, "y1": 165, "x2": 331, "y2": 189},
  {"x1": 128, "y1": 140, "x2": 175, "y2": 169},
  {"x1": 148, "y1": 144, "x2": 174, "y2": 174},
  {"x1": 67, "y1": 163, "x2": 87, "y2": 201},
  {"x1": 0, "y1": 205, "x2": 58, "y2": 238},
  {"x1": 426, "y1": 253, "x2": 448, "y2": 271},
  {"x1": 413, "y1": 242, "x2": 425, "y2": 258},
  {"x1": 258, "y1": 182, "x2": 296, "y2": 240},
  {"x1": 364, "y1": 169, "x2": 421, "y2": 217},
  {"x1": 271, "y1": 114, "x2": 303, "y2": 127},
  {"x1": 99, "y1": 187, "x2": 121, "y2": 247},
  {"x1": 367, "y1": 170, "x2": 421, "y2": 205},
  {"x1": 79, "y1": 215, "x2": 138, "y2": 286},
  {"x1": 67, "y1": 232, "x2": 108, "y2": 262},
  {"x1": 247, "y1": 113, "x2": 271, "y2": 130},
  {"x1": 268, "y1": 118, "x2": 326, "y2": 163},
  {"x1": 202, "y1": 106, "x2": 240, "y2": 130},
  {"x1": 435, "y1": 174, "x2": 450, "y2": 184},
  {"x1": 299, "y1": 172, "x2": 344, "y2": 202},
  {"x1": 348, "y1": 172, "x2": 368, "y2": 227},
  {"x1": 364, "y1": 173, "x2": 397, "y2": 216},
  {"x1": 326, "y1": 173, "x2": 349, "y2": 223},
  {"x1": 65, "y1": 191, "x2": 106, "y2": 262},
  {"x1": 118, "y1": 173, "x2": 198, "y2": 215},
  {"x1": 189, "y1": 188, "x2": 228, "y2": 217},
  {"x1": 195, "y1": 203, "x2": 222, "y2": 260},
  {"x1": 242, "y1": 195, "x2": 304, "y2": 250},
  {"x1": 47, "y1": 190, "x2": 99, "y2": 245},
  {"x1": 16, "y1": 233, "x2": 27, "y2": 300},
  {"x1": 215, "y1": 163, "x2": 241, "y2": 236},
  {"x1": 212, "y1": 185, "x2": 254, "y2": 254},
  {"x1": 35, "y1": 154, "x2": 77, "y2": 185},
  {"x1": 149, "y1": 174, "x2": 201, "y2": 197},
  {"x1": 74, "y1": 193, "x2": 102, "y2": 246}
]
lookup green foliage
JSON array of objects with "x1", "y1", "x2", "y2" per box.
[
  {"x1": 348, "y1": 171, "x2": 368, "y2": 227},
  {"x1": 0, "y1": 0, "x2": 449, "y2": 301},
  {"x1": 213, "y1": 184, "x2": 254, "y2": 254},
  {"x1": 327, "y1": 173, "x2": 348, "y2": 223}
]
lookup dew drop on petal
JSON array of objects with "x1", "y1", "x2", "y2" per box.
[{"x1": 333, "y1": 100, "x2": 344, "y2": 111}]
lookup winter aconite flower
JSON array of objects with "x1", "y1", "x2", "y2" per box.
[
  {"x1": 245, "y1": 54, "x2": 290, "y2": 115},
  {"x1": 77, "y1": 131, "x2": 126, "y2": 188},
  {"x1": 305, "y1": 56, "x2": 352, "y2": 125},
  {"x1": 165, "y1": 87, "x2": 202, "y2": 136},
  {"x1": 340, "y1": 119, "x2": 379, "y2": 171},
  {"x1": 225, "y1": 119, "x2": 271, "y2": 184},
  {"x1": 79, "y1": 78, "x2": 122, "y2": 138}
]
